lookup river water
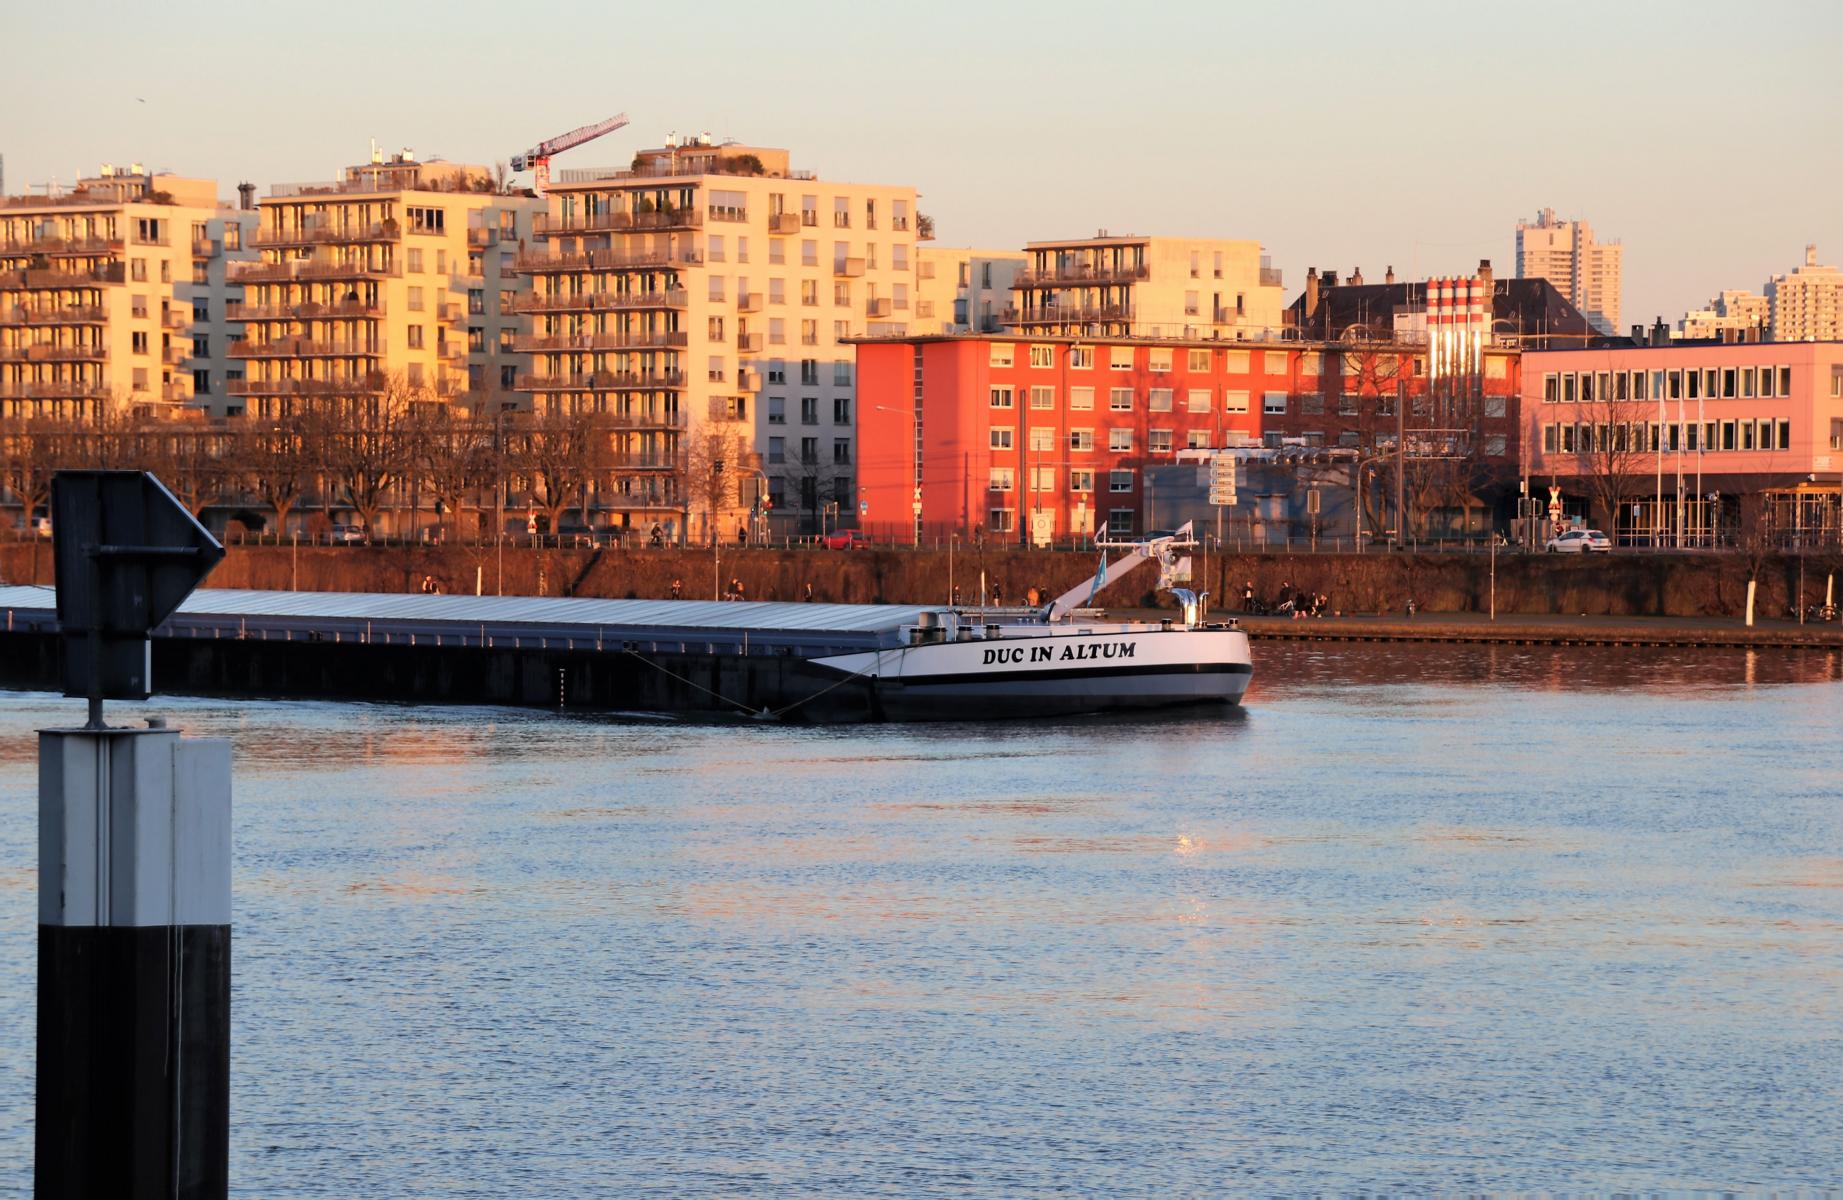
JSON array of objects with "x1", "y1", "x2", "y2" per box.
[{"x1": 1, "y1": 643, "x2": 1840, "y2": 1195}]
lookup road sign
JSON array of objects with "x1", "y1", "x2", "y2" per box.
[
  {"x1": 859, "y1": 500, "x2": 869, "y2": 516},
  {"x1": 52, "y1": 470, "x2": 225, "y2": 707},
  {"x1": 1208, "y1": 453, "x2": 1238, "y2": 506}
]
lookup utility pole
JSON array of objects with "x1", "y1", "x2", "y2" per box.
[{"x1": 1394, "y1": 380, "x2": 1406, "y2": 550}]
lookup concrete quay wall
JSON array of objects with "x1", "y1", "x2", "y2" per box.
[{"x1": 3, "y1": 542, "x2": 1840, "y2": 620}]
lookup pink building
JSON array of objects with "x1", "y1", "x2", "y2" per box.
[{"x1": 1521, "y1": 342, "x2": 1843, "y2": 544}]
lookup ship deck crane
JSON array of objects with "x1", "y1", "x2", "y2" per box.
[{"x1": 512, "y1": 112, "x2": 630, "y2": 196}]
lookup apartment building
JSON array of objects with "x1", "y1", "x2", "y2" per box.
[
  {"x1": 0, "y1": 166, "x2": 228, "y2": 421},
  {"x1": 1678, "y1": 289, "x2": 1769, "y2": 342},
  {"x1": 914, "y1": 247, "x2": 1025, "y2": 334},
  {"x1": 1522, "y1": 341, "x2": 1843, "y2": 543},
  {"x1": 1766, "y1": 245, "x2": 1843, "y2": 343},
  {"x1": 1005, "y1": 235, "x2": 1285, "y2": 341},
  {"x1": 1515, "y1": 208, "x2": 1622, "y2": 336},
  {"x1": 229, "y1": 151, "x2": 541, "y2": 419},
  {"x1": 518, "y1": 138, "x2": 918, "y2": 537},
  {"x1": 853, "y1": 332, "x2": 1522, "y2": 545},
  {"x1": 186, "y1": 200, "x2": 259, "y2": 417}
]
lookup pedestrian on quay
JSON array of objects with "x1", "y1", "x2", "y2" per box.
[
  {"x1": 992, "y1": 584, "x2": 1003, "y2": 607},
  {"x1": 670, "y1": 577, "x2": 682, "y2": 600},
  {"x1": 737, "y1": 522, "x2": 748, "y2": 547},
  {"x1": 803, "y1": 581, "x2": 815, "y2": 603},
  {"x1": 1242, "y1": 580, "x2": 1255, "y2": 613},
  {"x1": 951, "y1": 583, "x2": 961, "y2": 606},
  {"x1": 734, "y1": 578, "x2": 746, "y2": 601}
]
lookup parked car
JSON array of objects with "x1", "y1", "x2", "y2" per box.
[
  {"x1": 822, "y1": 528, "x2": 870, "y2": 550},
  {"x1": 1545, "y1": 528, "x2": 1611, "y2": 553},
  {"x1": 329, "y1": 524, "x2": 368, "y2": 545}
]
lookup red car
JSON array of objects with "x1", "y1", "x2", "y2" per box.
[{"x1": 822, "y1": 528, "x2": 870, "y2": 550}]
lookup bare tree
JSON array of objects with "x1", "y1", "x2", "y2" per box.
[
  {"x1": 683, "y1": 426, "x2": 751, "y2": 546},
  {"x1": 322, "y1": 376, "x2": 420, "y2": 534},
  {"x1": 414, "y1": 405, "x2": 493, "y2": 542},
  {"x1": 514, "y1": 406, "x2": 606, "y2": 535},
  {"x1": 0, "y1": 418, "x2": 63, "y2": 530},
  {"x1": 1566, "y1": 392, "x2": 1653, "y2": 537},
  {"x1": 241, "y1": 413, "x2": 319, "y2": 537},
  {"x1": 142, "y1": 421, "x2": 227, "y2": 516}
]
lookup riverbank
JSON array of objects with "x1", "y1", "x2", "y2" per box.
[
  {"x1": 1228, "y1": 611, "x2": 1843, "y2": 649},
  {"x1": 3, "y1": 540, "x2": 1840, "y2": 621}
]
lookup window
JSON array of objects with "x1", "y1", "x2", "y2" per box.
[
  {"x1": 407, "y1": 325, "x2": 424, "y2": 349},
  {"x1": 1109, "y1": 388, "x2": 1133, "y2": 411},
  {"x1": 708, "y1": 356, "x2": 727, "y2": 382},
  {"x1": 130, "y1": 258, "x2": 147, "y2": 282},
  {"x1": 1224, "y1": 391, "x2": 1250, "y2": 414},
  {"x1": 801, "y1": 437, "x2": 819, "y2": 465},
  {"x1": 833, "y1": 438, "x2": 852, "y2": 465},
  {"x1": 831, "y1": 397, "x2": 852, "y2": 425},
  {"x1": 1108, "y1": 428, "x2": 1132, "y2": 452},
  {"x1": 801, "y1": 240, "x2": 818, "y2": 267},
  {"x1": 1780, "y1": 366, "x2": 1792, "y2": 395},
  {"x1": 1263, "y1": 391, "x2": 1287, "y2": 415},
  {"x1": 989, "y1": 508, "x2": 1016, "y2": 533},
  {"x1": 1148, "y1": 429, "x2": 1173, "y2": 453},
  {"x1": 768, "y1": 365, "x2": 788, "y2": 385},
  {"x1": 131, "y1": 330, "x2": 148, "y2": 354},
  {"x1": 406, "y1": 207, "x2": 445, "y2": 234},
  {"x1": 1148, "y1": 348, "x2": 1172, "y2": 372},
  {"x1": 1111, "y1": 347, "x2": 1134, "y2": 370},
  {"x1": 1222, "y1": 350, "x2": 1250, "y2": 372},
  {"x1": 1070, "y1": 386, "x2": 1094, "y2": 411},
  {"x1": 833, "y1": 281, "x2": 851, "y2": 307},
  {"x1": 1543, "y1": 374, "x2": 1559, "y2": 403},
  {"x1": 833, "y1": 197, "x2": 850, "y2": 228},
  {"x1": 1186, "y1": 430, "x2": 1211, "y2": 449},
  {"x1": 1484, "y1": 395, "x2": 1507, "y2": 418},
  {"x1": 990, "y1": 428, "x2": 1014, "y2": 450},
  {"x1": 1339, "y1": 393, "x2": 1360, "y2": 416},
  {"x1": 1109, "y1": 469, "x2": 1134, "y2": 493},
  {"x1": 1029, "y1": 426, "x2": 1055, "y2": 451},
  {"x1": 708, "y1": 277, "x2": 726, "y2": 302},
  {"x1": 768, "y1": 396, "x2": 786, "y2": 425},
  {"x1": 1029, "y1": 344, "x2": 1055, "y2": 368},
  {"x1": 769, "y1": 317, "x2": 786, "y2": 345},
  {"x1": 989, "y1": 467, "x2": 1015, "y2": 492},
  {"x1": 768, "y1": 436, "x2": 785, "y2": 463},
  {"x1": 834, "y1": 321, "x2": 851, "y2": 341},
  {"x1": 769, "y1": 240, "x2": 785, "y2": 265},
  {"x1": 1188, "y1": 349, "x2": 1212, "y2": 372},
  {"x1": 990, "y1": 386, "x2": 1014, "y2": 409},
  {"x1": 1069, "y1": 469, "x2": 1094, "y2": 492},
  {"x1": 1107, "y1": 509, "x2": 1135, "y2": 537},
  {"x1": 1069, "y1": 428, "x2": 1094, "y2": 452},
  {"x1": 1302, "y1": 393, "x2": 1324, "y2": 415},
  {"x1": 1070, "y1": 347, "x2": 1094, "y2": 369},
  {"x1": 1030, "y1": 386, "x2": 1055, "y2": 410},
  {"x1": 708, "y1": 235, "x2": 726, "y2": 263},
  {"x1": 990, "y1": 343, "x2": 1015, "y2": 368},
  {"x1": 801, "y1": 395, "x2": 819, "y2": 423},
  {"x1": 1740, "y1": 368, "x2": 1755, "y2": 398},
  {"x1": 1723, "y1": 368, "x2": 1737, "y2": 398},
  {"x1": 834, "y1": 362, "x2": 852, "y2": 386},
  {"x1": 1186, "y1": 388, "x2": 1211, "y2": 413},
  {"x1": 801, "y1": 319, "x2": 818, "y2": 345}
]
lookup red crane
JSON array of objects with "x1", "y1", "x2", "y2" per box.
[{"x1": 512, "y1": 112, "x2": 630, "y2": 196}]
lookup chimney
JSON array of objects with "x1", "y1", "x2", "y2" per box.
[
  {"x1": 1806, "y1": 243, "x2": 1818, "y2": 268},
  {"x1": 1350, "y1": 265, "x2": 1364, "y2": 287},
  {"x1": 1477, "y1": 258, "x2": 1494, "y2": 294},
  {"x1": 237, "y1": 181, "x2": 256, "y2": 211},
  {"x1": 1322, "y1": 269, "x2": 1339, "y2": 289},
  {"x1": 1384, "y1": 265, "x2": 1395, "y2": 285},
  {"x1": 1652, "y1": 316, "x2": 1669, "y2": 344},
  {"x1": 1304, "y1": 267, "x2": 1320, "y2": 319}
]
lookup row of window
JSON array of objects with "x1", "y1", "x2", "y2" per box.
[
  {"x1": 989, "y1": 385, "x2": 1283, "y2": 414},
  {"x1": 766, "y1": 436, "x2": 852, "y2": 466},
  {"x1": 990, "y1": 427, "x2": 1230, "y2": 454},
  {"x1": 986, "y1": 509, "x2": 1139, "y2": 536},
  {"x1": 1541, "y1": 418, "x2": 1794, "y2": 455},
  {"x1": 767, "y1": 396, "x2": 852, "y2": 425},
  {"x1": 993, "y1": 344, "x2": 1282, "y2": 372},
  {"x1": 1540, "y1": 365, "x2": 1801, "y2": 403},
  {"x1": 707, "y1": 238, "x2": 910, "y2": 271},
  {"x1": 990, "y1": 468, "x2": 1137, "y2": 493}
]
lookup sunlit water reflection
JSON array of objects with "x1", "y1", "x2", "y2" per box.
[{"x1": 1, "y1": 643, "x2": 1840, "y2": 1194}]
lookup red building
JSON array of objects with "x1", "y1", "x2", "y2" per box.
[{"x1": 854, "y1": 333, "x2": 1523, "y2": 543}]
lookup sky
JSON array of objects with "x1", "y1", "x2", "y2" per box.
[{"x1": 4, "y1": 0, "x2": 1839, "y2": 326}]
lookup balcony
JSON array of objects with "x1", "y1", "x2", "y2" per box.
[
  {"x1": 737, "y1": 332, "x2": 763, "y2": 354},
  {"x1": 866, "y1": 298, "x2": 891, "y2": 318},
  {"x1": 192, "y1": 238, "x2": 216, "y2": 257},
  {"x1": 535, "y1": 208, "x2": 705, "y2": 236},
  {"x1": 1260, "y1": 266, "x2": 1284, "y2": 287},
  {"x1": 162, "y1": 345, "x2": 191, "y2": 366},
  {"x1": 163, "y1": 310, "x2": 190, "y2": 330},
  {"x1": 706, "y1": 206, "x2": 748, "y2": 224},
  {"x1": 0, "y1": 380, "x2": 110, "y2": 400},
  {"x1": 510, "y1": 330, "x2": 689, "y2": 353},
  {"x1": 227, "y1": 373, "x2": 388, "y2": 397},
  {"x1": 229, "y1": 259, "x2": 399, "y2": 284},
  {"x1": 737, "y1": 292, "x2": 762, "y2": 313},
  {"x1": 738, "y1": 368, "x2": 761, "y2": 391},
  {"x1": 234, "y1": 300, "x2": 381, "y2": 323},
  {"x1": 0, "y1": 235, "x2": 124, "y2": 258},
  {"x1": 515, "y1": 370, "x2": 687, "y2": 392},
  {"x1": 1000, "y1": 303, "x2": 1136, "y2": 325},
  {"x1": 834, "y1": 257, "x2": 864, "y2": 278},
  {"x1": 252, "y1": 221, "x2": 399, "y2": 248},
  {"x1": 0, "y1": 342, "x2": 104, "y2": 362},
  {"x1": 768, "y1": 213, "x2": 801, "y2": 235},
  {"x1": 1012, "y1": 263, "x2": 1150, "y2": 288},
  {"x1": 606, "y1": 452, "x2": 689, "y2": 471},
  {"x1": 513, "y1": 247, "x2": 704, "y2": 274},
  {"x1": 0, "y1": 305, "x2": 105, "y2": 326},
  {"x1": 229, "y1": 337, "x2": 385, "y2": 359},
  {"x1": 467, "y1": 227, "x2": 494, "y2": 248},
  {"x1": 506, "y1": 288, "x2": 689, "y2": 315},
  {"x1": 0, "y1": 263, "x2": 126, "y2": 289}
]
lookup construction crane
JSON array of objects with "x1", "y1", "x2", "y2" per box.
[{"x1": 512, "y1": 113, "x2": 630, "y2": 197}]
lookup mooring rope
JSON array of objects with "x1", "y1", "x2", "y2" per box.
[{"x1": 618, "y1": 646, "x2": 898, "y2": 720}]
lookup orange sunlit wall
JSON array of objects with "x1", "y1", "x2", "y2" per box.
[{"x1": 855, "y1": 336, "x2": 1277, "y2": 542}]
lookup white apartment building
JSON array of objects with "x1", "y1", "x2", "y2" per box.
[
  {"x1": 520, "y1": 138, "x2": 918, "y2": 536},
  {"x1": 1678, "y1": 288, "x2": 1769, "y2": 342},
  {"x1": 915, "y1": 247, "x2": 1025, "y2": 334},
  {"x1": 1516, "y1": 207, "x2": 1623, "y2": 336},
  {"x1": 1767, "y1": 245, "x2": 1843, "y2": 343}
]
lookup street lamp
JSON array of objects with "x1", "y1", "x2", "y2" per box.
[{"x1": 872, "y1": 402, "x2": 922, "y2": 547}]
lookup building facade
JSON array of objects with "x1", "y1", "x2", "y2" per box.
[
  {"x1": 1678, "y1": 289, "x2": 1769, "y2": 343},
  {"x1": 1767, "y1": 245, "x2": 1843, "y2": 343},
  {"x1": 1516, "y1": 208, "x2": 1623, "y2": 336},
  {"x1": 914, "y1": 247, "x2": 1024, "y2": 334},
  {"x1": 518, "y1": 138, "x2": 919, "y2": 538},
  {"x1": 185, "y1": 203, "x2": 258, "y2": 417},
  {"x1": 1005, "y1": 235, "x2": 1286, "y2": 340},
  {"x1": 229, "y1": 152, "x2": 541, "y2": 420},
  {"x1": 854, "y1": 332, "x2": 1524, "y2": 546},
  {"x1": 1521, "y1": 341, "x2": 1843, "y2": 544},
  {"x1": 0, "y1": 167, "x2": 230, "y2": 421}
]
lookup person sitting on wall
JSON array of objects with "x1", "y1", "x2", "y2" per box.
[
  {"x1": 1242, "y1": 580, "x2": 1255, "y2": 613},
  {"x1": 670, "y1": 578, "x2": 682, "y2": 600}
]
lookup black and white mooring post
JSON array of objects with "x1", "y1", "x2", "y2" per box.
[{"x1": 38, "y1": 470, "x2": 231, "y2": 1199}]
